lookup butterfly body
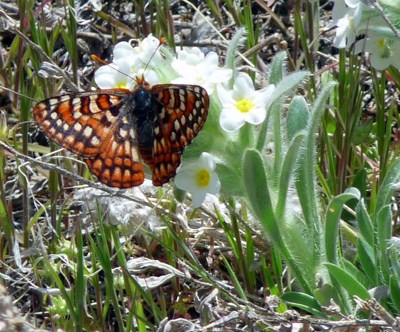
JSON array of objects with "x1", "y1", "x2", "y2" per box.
[{"x1": 33, "y1": 83, "x2": 209, "y2": 188}]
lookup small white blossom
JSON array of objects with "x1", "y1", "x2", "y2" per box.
[
  {"x1": 94, "y1": 36, "x2": 162, "y2": 89},
  {"x1": 131, "y1": 34, "x2": 163, "y2": 67},
  {"x1": 355, "y1": 33, "x2": 400, "y2": 70},
  {"x1": 171, "y1": 48, "x2": 232, "y2": 95},
  {"x1": 326, "y1": 0, "x2": 364, "y2": 49},
  {"x1": 218, "y1": 73, "x2": 275, "y2": 132},
  {"x1": 175, "y1": 153, "x2": 221, "y2": 208}
]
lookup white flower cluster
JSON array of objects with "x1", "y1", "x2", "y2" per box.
[{"x1": 328, "y1": 0, "x2": 400, "y2": 70}]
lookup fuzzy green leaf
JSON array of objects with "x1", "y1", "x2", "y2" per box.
[
  {"x1": 325, "y1": 188, "x2": 360, "y2": 264},
  {"x1": 281, "y1": 292, "x2": 325, "y2": 317},
  {"x1": 325, "y1": 263, "x2": 370, "y2": 300},
  {"x1": 287, "y1": 96, "x2": 309, "y2": 140}
]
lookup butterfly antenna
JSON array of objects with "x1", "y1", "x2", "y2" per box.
[
  {"x1": 90, "y1": 54, "x2": 139, "y2": 83},
  {"x1": 138, "y1": 36, "x2": 167, "y2": 83}
]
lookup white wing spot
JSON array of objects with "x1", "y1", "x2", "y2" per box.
[
  {"x1": 65, "y1": 135, "x2": 75, "y2": 144},
  {"x1": 40, "y1": 109, "x2": 48, "y2": 118},
  {"x1": 91, "y1": 136, "x2": 100, "y2": 146},
  {"x1": 83, "y1": 126, "x2": 93, "y2": 138},
  {"x1": 49, "y1": 99, "x2": 59, "y2": 107},
  {"x1": 74, "y1": 123, "x2": 82, "y2": 132},
  {"x1": 119, "y1": 128, "x2": 128, "y2": 138},
  {"x1": 73, "y1": 112, "x2": 82, "y2": 119},
  {"x1": 131, "y1": 146, "x2": 140, "y2": 160},
  {"x1": 60, "y1": 96, "x2": 71, "y2": 102},
  {"x1": 174, "y1": 120, "x2": 180, "y2": 131}
]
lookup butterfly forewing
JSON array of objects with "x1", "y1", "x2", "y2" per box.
[
  {"x1": 33, "y1": 89, "x2": 147, "y2": 187},
  {"x1": 33, "y1": 90, "x2": 127, "y2": 157},
  {"x1": 149, "y1": 84, "x2": 209, "y2": 186}
]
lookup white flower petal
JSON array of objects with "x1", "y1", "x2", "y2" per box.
[
  {"x1": 191, "y1": 190, "x2": 207, "y2": 208},
  {"x1": 208, "y1": 175, "x2": 221, "y2": 194},
  {"x1": 207, "y1": 68, "x2": 233, "y2": 84},
  {"x1": 113, "y1": 41, "x2": 135, "y2": 61},
  {"x1": 175, "y1": 47, "x2": 204, "y2": 65},
  {"x1": 219, "y1": 109, "x2": 246, "y2": 132},
  {"x1": 243, "y1": 107, "x2": 266, "y2": 125},
  {"x1": 203, "y1": 52, "x2": 219, "y2": 67},
  {"x1": 217, "y1": 86, "x2": 234, "y2": 105},
  {"x1": 233, "y1": 74, "x2": 254, "y2": 98},
  {"x1": 198, "y1": 152, "x2": 216, "y2": 170},
  {"x1": 94, "y1": 64, "x2": 121, "y2": 88}
]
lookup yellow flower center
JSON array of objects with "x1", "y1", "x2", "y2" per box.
[
  {"x1": 116, "y1": 81, "x2": 127, "y2": 88},
  {"x1": 236, "y1": 99, "x2": 254, "y2": 113},
  {"x1": 195, "y1": 168, "x2": 211, "y2": 188}
]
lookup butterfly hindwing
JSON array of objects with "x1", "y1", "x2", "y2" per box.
[
  {"x1": 33, "y1": 90, "x2": 129, "y2": 157},
  {"x1": 84, "y1": 119, "x2": 145, "y2": 188},
  {"x1": 149, "y1": 84, "x2": 209, "y2": 185}
]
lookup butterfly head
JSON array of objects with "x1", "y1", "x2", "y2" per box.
[{"x1": 134, "y1": 74, "x2": 151, "y2": 89}]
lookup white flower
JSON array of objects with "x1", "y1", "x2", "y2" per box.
[
  {"x1": 218, "y1": 73, "x2": 275, "y2": 132},
  {"x1": 326, "y1": 0, "x2": 364, "y2": 49},
  {"x1": 333, "y1": 13, "x2": 358, "y2": 48},
  {"x1": 175, "y1": 153, "x2": 221, "y2": 208},
  {"x1": 355, "y1": 33, "x2": 400, "y2": 70},
  {"x1": 131, "y1": 34, "x2": 163, "y2": 67},
  {"x1": 171, "y1": 48, "x2": 232, "y2": 95},
  {"x1": 94, "y1": 36, "x2": 162, "y2": 89}
]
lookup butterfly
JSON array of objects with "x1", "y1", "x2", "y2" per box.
[{"x1": 33, "y1": 79, "x2": 209, "y2": 188}]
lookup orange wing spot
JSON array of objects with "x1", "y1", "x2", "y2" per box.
[
  {"x1": 96, "y1": 95, "x2": 112, "y2": 109},
  {"x1": 111, "y1": 167, "x2": 122, "y2": 186},
  {"x1": 158, "y1": 90, "x2": 171, "y2": 106},
  {"x1": 187, "y1": 92, "x2": 196, "y2": 106},
  {"x1": 102, "y1": 169, "x2": 111, "y2": 182},
  {"x1": 87, "y1": 118, "x2": 100, "y2": 129},
  {"x1": 122, "y1": 170, "x2": 131, "y2": 183},
  {"x1": 114, "y1": 157, "x2": 123, "y2": 166},
  {"x1": 104, "y1": 158, "x2": 113, "y2": 168},
  {"x1": 57, "y1": 101, "x2": 71, "y2": 114},
  {"x1": 92, "y1": 159, "x2": 103, "y2": 172}
]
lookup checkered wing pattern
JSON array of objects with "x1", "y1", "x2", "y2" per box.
[
  {"x1": 33, "y1": 83, "x2": 209, "y2": 188},
  {"x1": 33, "y1": 89, "x2": 145, "y2": 188},
  {"x1": 148, "y1": 84, "x2": 209, "y2": 186}
]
